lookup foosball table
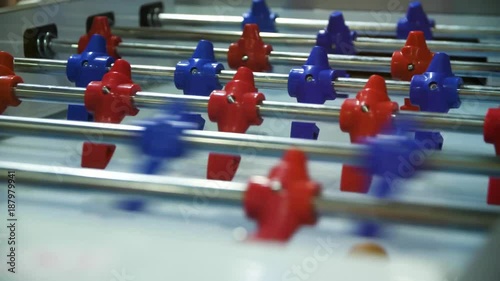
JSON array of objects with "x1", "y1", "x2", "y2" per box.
[{"x1": 0, "y1": 0, "x2": 499, "y2": 280}]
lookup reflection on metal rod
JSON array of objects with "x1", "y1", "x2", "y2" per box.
[
  {"x1": 45, "y1": 39, "x2": 500, "y2": 79},
  {"x1": 0, "y1": 115, "x2": 499, "y2": 177},
  {"x1": 13, "y1": 58, "x2": 500, "y2": 102},
  {"x1": 0, "y1": 160, "x2": 498, "y2": 230},
  {"x1": 113, "y1": 27, "x2": 316, "y2": 46},
  {"x1": 12, "y1": 83, "x2": 485, "y2": 133},
  {"x1": 156, "y1": 13, "x2": 500, "y2": 39},
  {"x1": 0, "y1": 115, "x2": 366, "y2": 165},
  {"x1": 111, "y1": 26, "x2": 500, "y2": 57},
  {"x1": 314, "y1": 197, "x2": 499, "y2": 230}
]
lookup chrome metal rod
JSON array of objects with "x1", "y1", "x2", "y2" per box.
[
  {"x1": 12, "y1": 83, "x2": 486, "y2": 134},
  {"x1": 14, "y1": 57, "x2": 500, "y2": 102},
  {"x1": 156, "y1": 13, "x2": 500, "y2": 39},
  {"x1": 127, "y1": 45, "x2": 499, "y2": 79},
  {"x1": 268, "y1": 50, "x2": 500, "y2": 79},
  {"x1": 334, "y1": 78, "x2": 500, "y2": 103},
  {"x1": 12, "y1": 83, "x2": 345, "y2": 123},
  {"x1": 314, "y1": 197, "x2": 499, "y2": 230},
  {"x1": 111, "y1": 26, "x2": 500, "y2": 57},
  {"x1": 0, "y1": 161, "x2": 245, "y2": 204},
  {"x1": 112, "y1": 27, "x2": 316, "y2": 46},
  {"x1": 0, "y1": 115, "x2": 499, "y2": 177},
  {"x1": 13, "y1": 58, "x2": 288, "y2": 89},
  {"x1": 14, "y1": 58, "x2": 68, "y2": 73},
  {"x1": 45, "y1": 40, "x2": 500, "y2": 79},
  {"x1": 0, "y1": 160, "x2": 498, "y2": 230},
  {"x1": 354, "y1": 37, "x2": 500, "y2": 57},
  {"x1": 393, "y1": 111, "x2": 486, "y2": 135},
  {"x1": 432, "y1": 24, "x2": 500, "y2": 39},
  {"x1": 0, "y1": 115, "x2": 366, "y2": 165}
]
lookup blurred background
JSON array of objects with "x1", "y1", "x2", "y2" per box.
[
  {"x1": 173, "y1": 0, "x2": 500, "y2": 15},
  {"x1": 3, "y1": 0, "x2": 500, "y2": 15}
]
